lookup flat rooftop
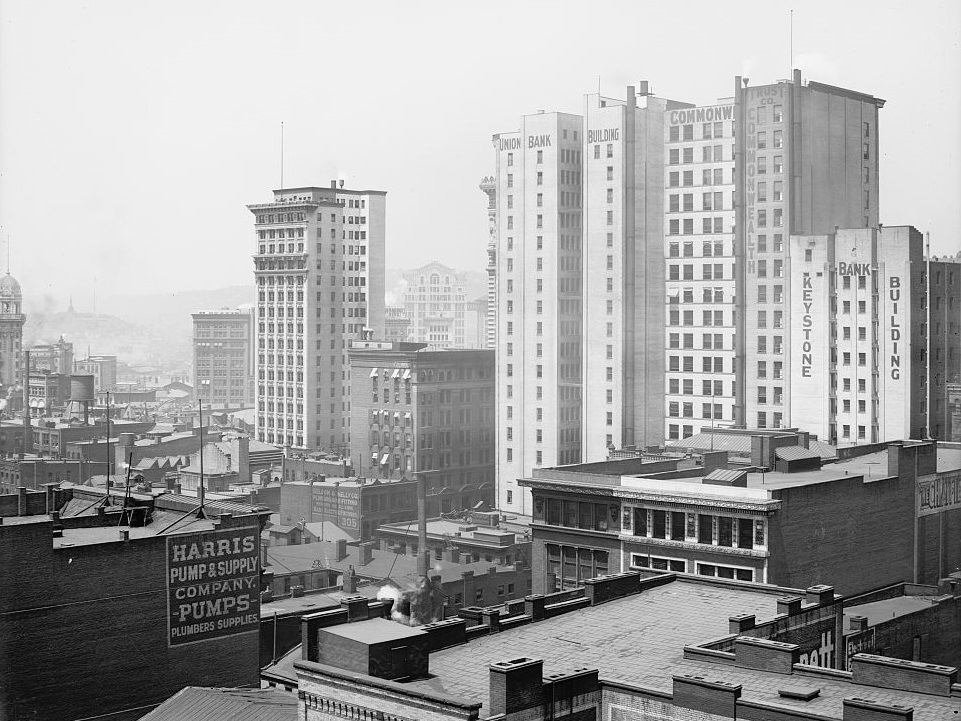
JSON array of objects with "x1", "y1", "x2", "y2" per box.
[
  {"x1": 844, "y1": 595, "x2": 941, "y2": 629},
  {"x1": 378, "y1": 518, "x2": 519, "y2": 543},
  {"x1": 401, "y1": 578, "x2": 958, "y2": 719},
  {"x1": 324, "y1": 617, "x2": 424, "y2": 644}
]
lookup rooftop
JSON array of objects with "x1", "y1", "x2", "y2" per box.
[
  {"x1": 140, "y1": 686, "x2": 296, "y2": 721},
  {"x1": 398, "y1": 577, "x2": 958, "y2": 719},
  {"x1": 323, "y1": 617, "x2": 424, "y2": 644},
  {"x1": 377, "y1": 517, "x2": 522, "y2": 545},
  {"x1": 263, "y1": 538, "x2": 523, "y2": 587}
]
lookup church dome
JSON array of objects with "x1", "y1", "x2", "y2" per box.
[{"x1": 0, "y1": 273, "x2": 22, "y2": 300}]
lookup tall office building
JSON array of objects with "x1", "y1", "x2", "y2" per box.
[
  {"x1": 790, "y1": 227, "x2": 928, "y2": 445},
  {"x1": 0, "y1": 273, "x2": 25, "y2": 394},
  {"x1": 248, "y1": 183, "x2": 386, "y2": 452},
  {"x1": 664, "y1": 99, "x2": 737, "y2": 442},
  {"x1": 734, "y1": 71, "x2": 884, "y2": 432},
  {"x1": 493, "y1": 112, "x2": 584, "y2": 514},
  {"x1": 402, "y1": 262, "x2": 468, "y2": 349},
  {"x1": 664, "y1": 71, "x2": 885, "y2": 440},
  {"x1": 582, "y1": 85, "x2": 685, "y2": 460},
  {"x1": 192, "y1": 308, "x2": 255, "y2": 409}
]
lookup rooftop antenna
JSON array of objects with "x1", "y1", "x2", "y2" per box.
[
  {"x1": 790, "y1": 9, "x2": 794, "y2": 72},
  {"x1": 280, "y1": 121, "x2": 285, "y2": 190}
]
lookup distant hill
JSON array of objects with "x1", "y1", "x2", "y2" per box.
[{"x1": 23, "y1": 286, "x2": 256, "y2": 370}]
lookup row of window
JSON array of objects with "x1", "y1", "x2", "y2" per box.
[
  {"x1": 669, "y1": 144, "x2": 733, "y2": 165},
  {"x1": 668, "y1": 378, "x2": 727, "y2": 396},
  {"x1": 669, "y1": 217, "x2": 727, "y2": 235}
]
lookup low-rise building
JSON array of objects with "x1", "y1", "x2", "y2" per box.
[
  {"x1": 278, "y1": 476, "x2": 416, "y2": 541},
  {"x1": 261, "y1": 571, "x2": 961, "y2": 721},
  {"x1": 519, "y1": 434, "x2": 960, "y2": 595},
  {"x1": 73, "y1": 354, "x2": 117, "y2": 393},
  {"x1": 0, "y1": 484, "x2": 271, "y2": 721},
  {"x1": 28, "y1": 336, "x2": 74, "y2": 375},
  {"x1": 375, "y1": 511, "x2": 530, "y2": 568}
]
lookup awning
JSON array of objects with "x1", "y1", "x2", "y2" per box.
[
  {"x1": 402, "y1": 369, "x2": 411, "y2": 380},
  {"x1": 369, "y1": 368, "x2": 378, "y2": 378},
  {"x1": 380, "y1": 453, "x2": 390, "y2": 465},
  {"x1": 404, "y1": 412, "x2": 411, "y2": 420},
  {"x1": 393, "y1": 412, "x2": 400, "y2": 421},
  {"x1": 391, "y1": 369, "x2": 401, "y2": 379},
  {"x1": 371, "y1": 452, "x2": 378, "y2": 460}
]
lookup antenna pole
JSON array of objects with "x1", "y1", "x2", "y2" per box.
[
  {"x1": 790, "y1": 9, "x2": 794, "y2": 72},
  {"x1": 106, "y1": 391, "x2": 111, "y2": 499},
  {"x1": 280, "y1": 121, "x2": 284, "y2": 189},
  {"x1": 198, "y1": 399, "x2": 205, "y2": 507}
]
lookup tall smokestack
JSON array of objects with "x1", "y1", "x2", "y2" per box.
[{"x1": 416, "y1": 473, "x2": 429, "y2": 578}]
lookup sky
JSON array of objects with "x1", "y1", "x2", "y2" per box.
[{"x1": 1, "y1": 0, "x2": 959, "y2": 308}]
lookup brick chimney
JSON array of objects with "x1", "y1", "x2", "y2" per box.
[
  {"x1": 335, "y1": 538, "x2": 348, "y2": 562},
  {"x1": 238, "y1": 434, "x2": 250, "y2": 483},
  {"x1": 489, "y1": 658, "x2": 544, "y2": 717}
]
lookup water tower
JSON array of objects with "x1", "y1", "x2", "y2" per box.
[{"x1": 68, "y1": 374, "x2": 95, "y2": 424}]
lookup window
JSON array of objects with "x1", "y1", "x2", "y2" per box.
[
  {"x1": 773, "y1": 105, "x2": 783, "y2": 123},
  {"x1": 757, "y1": 132, "x2": 767, "y2": 149},
  {"x1": 773, "y1": 130, "x2": 783, "y2": 148},
  {"x1": 683, "y1": 171, "x2": 694, "y2": 186}
]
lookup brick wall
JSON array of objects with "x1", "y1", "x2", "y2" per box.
[
  {"x1": 0, "y1": 517, "x2": 261, "y2": 721},
  {"x1": 768, "y1": 472, "x2": 913, "y2": 596},
  {"x1": 858, "y1": 594, "x2": 961, "y2": 668}
]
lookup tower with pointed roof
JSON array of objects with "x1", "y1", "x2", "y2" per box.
[{"x1": 0, "y1": 272, "x2": 25, "y2": 391}]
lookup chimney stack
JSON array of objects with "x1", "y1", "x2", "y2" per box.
[{"x1": 416, "y1": 474, "x2": 429, "y2": 578}]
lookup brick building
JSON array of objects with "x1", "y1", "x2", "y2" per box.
[
  {"x1": 260, "y1": 571, "x2": 961, "y2": 721},
  {"x1": 375, "y1": 511, "x2": 530, "y2": 568},
  {"x1": 277, "y1": 475, "x2": 416, "y2": 541},
  {"x1": 519, "y1": 435, "x2": 960, "y2": 595},
  {"x1": 73, "y1": 354, "x2": 117, "y2": 393},
  {"x1": 348, "y1": 340, "x2": 495, "y2": 514},
  {"x1": 193, "y1": 307, "x2": 255, "y2": 410},
  {"x1": 28, "y1": 336, "x2": 74, "y2": 375},
  {"x1": 0, "y1": 485, "x2": 271, "y2": 721}
]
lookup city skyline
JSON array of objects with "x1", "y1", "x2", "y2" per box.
[{"x1": 1, "y1": 0, "x2": 959, "y2": 306}]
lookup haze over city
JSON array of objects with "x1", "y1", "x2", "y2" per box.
[{"x1": 1, "y1": 0, "x2": 959, "y2": 307}]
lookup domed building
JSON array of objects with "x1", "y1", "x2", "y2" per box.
[{"x1": 0, "y1": 271, "x2": 25, "y2": 390}]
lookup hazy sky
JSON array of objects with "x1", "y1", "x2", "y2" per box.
[{"x1": 1, "y1": 0, "x2": 959, "y2": 308}]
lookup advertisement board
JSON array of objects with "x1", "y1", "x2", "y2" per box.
[
  {"x1": 310, "y1": 486, "x2": 360, "y2": 529},
  {"x1": 166, "y1": 527, "x2": 260, "y2": 646}
]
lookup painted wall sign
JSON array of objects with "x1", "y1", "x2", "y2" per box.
[
  {"x1": 800, "y1": 273, "x2": 814, "y2": 377},
  {"x1": 845, "y1": 628, "x2": 876, "y2": 669},
  {"x1": 918, "y1": 471, "x2": 961, "y2": 516},
  {"x1": 797, "y1": 629, "x2": 836, "y2": 668},
  {"x1": 888, "y1": 276, "x2": 902, "y2": 380},
  {"x1": 588, "y1": 128, "x2": 620, "y2": 144},
  {"x1": 166, "y1": 527, "x2": 260, "y2": 646},
  {"x1": 669, "y1": 105, "x2": 733, "y2": 126},
  {"x1": 498, "y1": 137, "x2": 522, "y2": 152},
  {"x1": 311, "y1": 486, "x2": 360, "y2": 529}
]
